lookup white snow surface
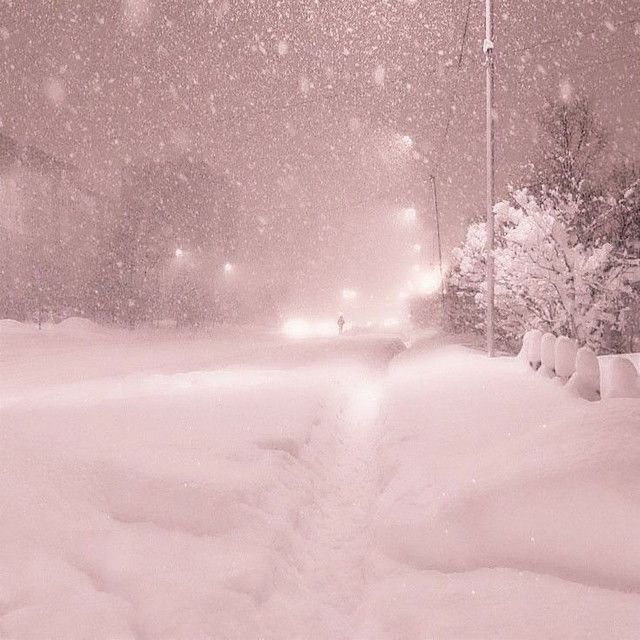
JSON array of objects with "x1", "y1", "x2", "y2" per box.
[
  {"x1": 526, "y1": 328, "x2": 543, "y2": 369},
  {"x1": 567, "y1": 345, "x2": 602, "y2": 401},
  {"x1": 540, "y1": 332, "x2": 556, "y2": 376},
  {"x1": 600, "y1": 355, "x2": 640, "y2": 399},
  {"x1": 555, "y1": 335, "x2": 578, "y2": 380},
  {"x1": 1, "y1": 323, "x2": 639, "y2": 639}
]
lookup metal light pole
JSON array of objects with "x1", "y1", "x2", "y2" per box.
[
  {"x1": 429, "y1": 174, "x2": 446, "y2": 321},
  {"x1": 484, "y1": 0, "x2": 496, "y2": 357},
  {"x1": 401, "y1": 136, "x2": 447, "y2": 321}
]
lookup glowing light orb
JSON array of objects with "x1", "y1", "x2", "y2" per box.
[
  {"x1": 401, "y1": 207, "x2": 417, "y2": 224},
  {"x1": 400, "y1": 135, "x2": 414, "y2": 147},
  {"x1": 282, "y1": 318, "x2": 339, "y2": 339},
  {"x1": 314, "y1": 321, "x2": 338, "y2": 337},
  {"x1": 342, "y1": 288, "x2": 357, "y2": 301},
  {"x1": 417, "y1": 268, "x2": 443, "y2": 295},
  {"x1": 282, "y1": 318, "x2": 311, "y2": 339}
]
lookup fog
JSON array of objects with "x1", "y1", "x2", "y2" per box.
[
  {"x1": 1, "y1": 0, "x2": 638, "y2": 327},
  {"x1": 2, "y1": 2, "x2": 640, "y2": 638}
]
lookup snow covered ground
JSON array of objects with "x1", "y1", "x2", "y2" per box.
[{"x1": 1, "y1": 322, "x2": 639, "y2": 638}]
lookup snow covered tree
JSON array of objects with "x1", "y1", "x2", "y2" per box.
[
  {"x1": 532, "y1": 96, "x2": 607, "y2": 199},
  {"x1": 93, "y1": 156, "x2": 239, "y2": 326},
  {"x1": 446, "y1": 222, "x2": 487, "y2": 337},
  {"x1": 448, "y1": 190, "x2": 635, "y2": 352},
  {"x1": 524, "y1": 96, "x2": 610, "y2": 249},
  {"x1": 590, "y1": 162, "x2": 640, "y2": 253}
]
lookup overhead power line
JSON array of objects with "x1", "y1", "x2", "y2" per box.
[
  {"x1": 223, "y1": 11, "x2": 640, "y2": 124},
  {"x1": 507, "y1": 13, "x2": 640, "y2": 58},
  {"x1": 433, "y1": 0, "x2": 474, "y2": 174},
  {"x1": 428, "y1": 49, "x2": 639, "y2": 110}
]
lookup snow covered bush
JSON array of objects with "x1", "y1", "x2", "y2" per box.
[
  {"x1": 517, "y1": 330, "x2": 532, "y2": 364},
  {"x1": 527, "y1": 329, "x2": 543, "y2": 370},
  {"x1": 555, "y1": 336, "x2": 578, "y2": 381},
  {"x1": 448, "y1": 189, "x2": 634, "y2": 353},
  {"x1": 540, "y1": 332, "x2": 556, "y2": 377},
  {"x1": 445, "y1": 222, "x2": 487, "y2": 338},
  {"x1": 601, "y1": 357, "x2": 640, "y2": 399},
  {"x1": 566, "y1": 346, "x2": 601, "y2": 401}
]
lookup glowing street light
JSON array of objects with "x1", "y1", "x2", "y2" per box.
[
  {"x1": 401, "y1": 207, "x2": 417, "y2": 224},
  {"x1": 400, "y1": 134, "x2": 414, "y2": 148},
  {"x1": 282, "y1": 318, "x2": 311, "y2": 339},
  {"x1": 417, "y1": 267, "x2": 443, "y2": 296},
  {"x1": 223, "y1": 262, "x2": 234, "y2": 274},
  {"x1": 394, "y1": 132, "x2": 447, "y2": 321},
  {"x1": 342, "y1": 288, "x2": 357, "y2": 301},
  {"x1": 282, "y1": 317, "x2": 338, "y2": 339},
  {"x1": 175, "y1": 248, "x2": 185, "y2": 259}
]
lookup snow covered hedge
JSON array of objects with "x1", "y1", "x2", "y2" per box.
[
  {"x1": 447, "y1": 189, "x2": 636, "y2": 353},
  {"x1": 519, "y1": 328, "x2": 640, "y2": 401}
]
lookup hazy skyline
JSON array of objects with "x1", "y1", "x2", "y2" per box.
[{"x1": 2, "y1": 0, "x2": 639, "y2": 309}]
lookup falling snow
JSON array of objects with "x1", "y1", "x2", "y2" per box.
[{"x1": 1, "y1": 0, "x2": 639, "y2": 637}]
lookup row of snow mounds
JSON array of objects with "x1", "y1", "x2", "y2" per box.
[
  {"x1": 519, "y1": 330, "x2": 586, "y2": 383},
  {"x1": 519, "y1": 329, "x2": 640, "y2": 400}
]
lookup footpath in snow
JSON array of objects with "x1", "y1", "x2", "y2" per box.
[{"x1": 0, "y1": 323, "x2": 639, "y2": 638}]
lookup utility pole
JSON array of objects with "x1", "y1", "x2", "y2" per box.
[
  {"x1": 429, "y1": 174, "x2": 446, "y2": 323},
  {"x1": 406, "y1": 139, "x2": 447, "y2": 324},
  {"x1": 484, "y1": 0, "x2": 496, "y2": 357}
]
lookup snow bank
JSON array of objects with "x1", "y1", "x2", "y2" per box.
[
  {"x1": 0, "y1": 317, "x2": 103, "y2": 334},
  {"x1": 601, "y1": 356, "x2": 640, "y2": 399},
  {"x1": 2, "y1": 329, "x2": 639, "y2": 638},
  {"x1": 369, "y1": 346, "x2": 640, "y2": 637},
  {"x1": 555, "y1": 335, "x2": 578, "y2": 380},
  {"x1": 527, "y1": 329, "x2": 543, "y2": 369},
  {"x1": 517, "y1": 330, "x2": 531, "y2": 363},
  {"x1": 355, "y1": 565, "x2": 640, "y2": 640},
  {"x1": 53, "y1": 317, "x2": 103, "y2": 333},
  {"x1": 0, "y1": 318, "x2": 27, "y2": 331},
  {"x1": 0, "y1": 327, "x2": 409, "y2": 639},
  {"x1": 566, "y1": 346, "x2": 601, "y2": 401},
  {"x1": 0, "y1": 318, "x2": 40, "y2": 333},
  {"x1": 540, "y1": 332, "x2": 556, "y2": 377},
  {"x1": 0, "y1": 366, "x2": 336, "y2": 638}
]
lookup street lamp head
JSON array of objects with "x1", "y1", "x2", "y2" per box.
[
  {"x1": 402, "y1": 207, "x2": 417, "y2": 224},
  {"x1": 342, "y1": 288, "x2": 357, "y2": 301},
  {"x1": 400, "y1": 134, "x2": 414, "y2": 148},
  {"x1": 417, "y1": 268, "x2": 443, "y2": 296}
]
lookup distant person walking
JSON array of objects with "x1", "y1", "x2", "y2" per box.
[{"x1": 337, "y1": 314, "x2": 345, "y2": 335}]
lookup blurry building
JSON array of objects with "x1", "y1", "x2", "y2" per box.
[{"x1": 0, "y1": 132, "x2": 111, "y2": 320}]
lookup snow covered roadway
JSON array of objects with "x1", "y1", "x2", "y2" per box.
[{"x1": 1, "y1": 322, "x2": 639, "y2": 639}]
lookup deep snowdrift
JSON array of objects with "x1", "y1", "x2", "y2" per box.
[
  {"x1": 367, "y1": 345, "x2": 640, "y2": 638},
  {"x1": 0, "y1": 368, "x2": 322, "y2": 637},
  {"x1": 1, "y1": 325, "x2": 639, "y2": 639}
]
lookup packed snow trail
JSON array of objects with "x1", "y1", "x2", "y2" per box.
[{"x1": 292, "y1": 377, "x2": 384, "y2": 637}]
